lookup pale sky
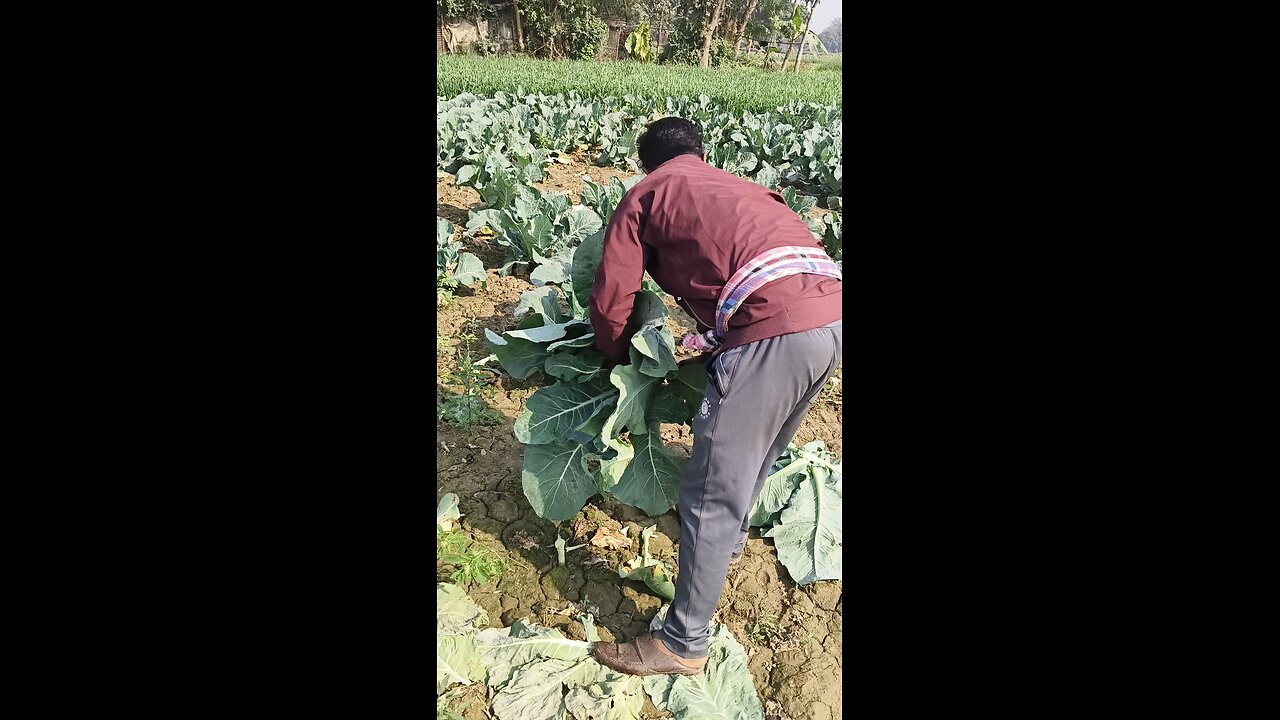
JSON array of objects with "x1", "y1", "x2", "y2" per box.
[{"x1": 808, "y1": 1, "x2": 840, "y2": 35}]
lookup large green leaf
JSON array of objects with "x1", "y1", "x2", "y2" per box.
[
  {"x1": 596, "y1": 440, "x2": 633, "y2": 492},
  {"x1": 670, "y1": 361, "x2": 708, "y2": 413},
  {"x1": 570, "y1": 229, "x2": 605, "y2": 314},
  {"x1": 478, "y1": 167, "x2": 520, "y2": 209},
  {"x1": 505, "y1": 213, "x2": 556, "y2": 259},
  {"x1": 485, "y1": 328, "x2": 549, "y2": 381},
  {"x1": 642, "y1": 624, "x2": 763, "y2": 720},
  {"x1": 465, "y1": 208, "x2": 503, "y2": 236},
  {"x1": 753, "y1": 161, "x2": 781, "y2": 190},
  {"x1": 505, "y1": 319, "x2": 591, "y2": 344},
  {"x1": 762, "y1": 471, "x2": 842, "y2": 585},
  {"x1": 515, "y1": 380, "x2": 619, "y2": 445},
  {"x1": 437, "y1": 583, "x2": 489, "y2": 635},
  {"x1": 437, "y1": 633, "x2": 485, "y2": 696},
  {"x1": 521, "y1": 440, "x2": 599, "y2": 521},
  {"x1": 546, "y1": 332, "x2": 596, "y2": 353},
  {"x1": 610, "y1": 424, "x2": 683, "y2": 517},
  {"x1": 451, "y1": 252, "x2": 486, "y2": 287},
  {"x1": 566, "y1": 670, "x2": 645, "y2": 720},
  {"x1": 514, "y1": 286, "x2": 566, "y2": 324},
  {"x1": 478, "y1": 621, "x2": 599, "y2": 717},
  {"x1": 437, "y1": 217, "x2": 454, "y2": 246},
  {"x1": 544, "y1": 350, "x2": 606, "y2": 382},
  {"x1": 645, "y1": 361, "x2": 706, "y2": 426},
  {"x1": 630, "y1": 325, "x2": 676, "y2": 378},
  {"x1": 627, "y1": 290, "x2": 668, "y2": 332},
  {"x1": 543, "y1": 191, "x2": 572, "y2": 217},
  {"x1": 567, "y1": 409, "x2": 609, "y2": 451},
  {"x1": 562, "y1": 205, "x2": 604, "y2": 246},
  {"x1": 747, "y1": 456, "x2": 806, "y2": 528},
  {"x1": 529, "y1": 245, "x2": 575, "y2": 287},
  {"x1": 580, "y1": 177, "x2": 606, "y2": 212},
  {"x1": 646, "y1": 385, "x2": 689, "y2": 425},
  {"x1": 601, "y1": 363, "x2": 664, "y2": 441},
  {"x1": 476, "y1": 619, "x2": 593, "y2": 689},
  {"x1": 749, "y1": 441, "x2": 843, "y2": 530},
  {"x1": 492, "y1": 657, "x2": 601, "y2": 720},
  {"x1": 514, "y1": 312, "x2": 547, "y2": 330}
]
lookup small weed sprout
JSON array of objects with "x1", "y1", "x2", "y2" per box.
[
  {"x1": 749, "y1": 612, "x2": 782, "y2": 645},
  {"x1": 437, "y1": 528, "x2": 507, "y2": 585},
  {"x1": 438, "y1": 352, "x2": 502, "y2": 428}
]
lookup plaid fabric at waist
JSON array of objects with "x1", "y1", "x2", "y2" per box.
[{"x1": 681, "y1": 246, "x2": 842, "y2": 352}]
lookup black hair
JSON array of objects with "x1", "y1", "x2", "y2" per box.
[{"x1": 636, "y1": 117, "x2": 704, "y2": 172}]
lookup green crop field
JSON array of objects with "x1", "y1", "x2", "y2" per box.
[{"x1": 436, "y1": 54, "x2": 841, "y2": 114}]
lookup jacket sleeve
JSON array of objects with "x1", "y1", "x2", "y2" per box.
[{"x1": 589, "y1": 197, "x2": 646, "y2": 364}]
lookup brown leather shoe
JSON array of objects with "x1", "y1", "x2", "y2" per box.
[{"x1": 593, "y1": 632, "x2": 708, "y2": 676}]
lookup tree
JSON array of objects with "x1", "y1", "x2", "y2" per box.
[
  {"x1": 659, "y1": 0, "x2": 715, "y2": 65},
  {"x1": 731, "y1": 0, "x2": 759, "y2": 57},
  {"x1": 791, "y1": 0, "x2": 817, "y2": 72},
  {"x1": 518, "y1": 0, "x2": 605, "y2": 59},
  {"x1": 644, "y1": 0, "x2": 678, "y2": 46},
  {"x1": 699, "y1": 0, "x2": 728, "y2": 68},
  {"x1": 512, "y1": 0, "x2": 525, "y2": 51},
  {"x1": 777, "y1": 4, "x2": 802, "y2": 73},
  {"x1": 719, "y1": 0, "x2": 753, "y2": 44}
]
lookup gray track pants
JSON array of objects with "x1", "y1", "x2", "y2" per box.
[{"x1": 656, "y1": 320, "x2": 843, "y2": 659}]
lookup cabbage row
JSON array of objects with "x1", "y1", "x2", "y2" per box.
[
  {"x1": 454, "y1": 152, "x2": 839, "y2": 274},
  {"x1": 438, "y1": 88, "x2": 842, "y2": 202}
]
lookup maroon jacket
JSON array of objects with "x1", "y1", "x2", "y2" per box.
[{"x1": 589, "y1": 154, "x2": 842, "y2": 364}]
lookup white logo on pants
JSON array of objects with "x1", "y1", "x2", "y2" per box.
[{"x1": 698, "y1": 398, "x2": 711, "y2": 419}]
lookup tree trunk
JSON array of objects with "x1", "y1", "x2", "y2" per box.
[
  {"x1": 779, "y1": 39, "x2": 793, "y2": 73},
  {"x1": 699, "y1": 0, "x2": 727, "y2": 69},
  {"x1": 552, "y1": 9, "x2": 561, "y2": 58},
  {"x1": 792, "y1": 6, "x2": 816, "y2": 73},
  {"x1": 512, "y1": 0, "x2": 525, "y2": 52},
  {"x1": 732, "y1": 0, "x2": 758, "y2": 58}
]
